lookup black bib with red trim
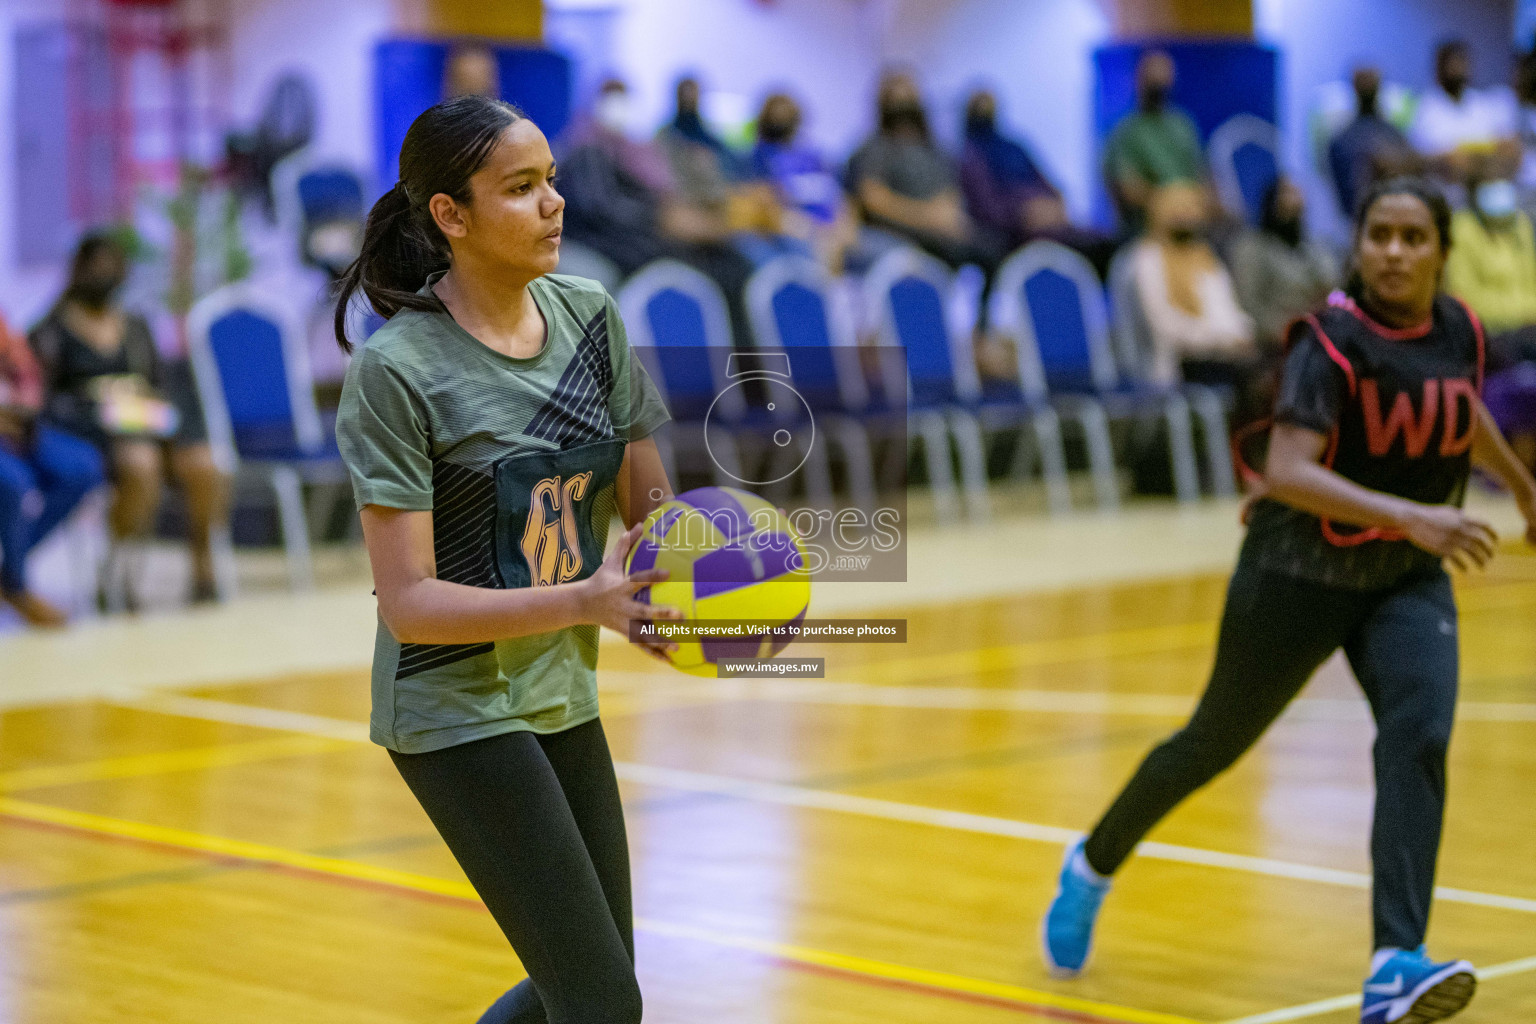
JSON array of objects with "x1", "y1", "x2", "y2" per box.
[
  {"x1": 1310, "y1": 293, "x2": 1483, "y2": 533},
  {"x1": 1242, "y1": 292, "x2": 1485, "y2": 590}
]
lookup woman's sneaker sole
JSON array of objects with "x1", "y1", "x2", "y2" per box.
[{"x1": 1397, "y1": 968, "x2": 1475, "y2": 1024}]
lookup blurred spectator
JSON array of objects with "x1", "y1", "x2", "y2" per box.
[
  {"x1": 1514, "y1": 49, "x2": 1536, "y2": 210},
  {"x1": 0, "y1": 315, "x2": 104, "y2": 626},
  {"x1": 1130, "y1": 184, "x2": 1262, "y2": 417},
  {"x1": 1329, "y1": 67, "x2": 1419, "y2": 217},
  {"x1": 1410, "y1": 39, "x2": 1519, "y2": 198},
  {"x1": 558, "y1": 78, "x2": 754, "y2": 338},
  {"x1": 658, "y1": 76, "x2": 744, "y2": 181},
  {"x1": 959, "y1": 88, "x2": 1116, "y2": 276},
  {"x1": 1451, "y1": 174, "x2": 1536, "y2": 472},
  {"x1": 29, "y1": 234, "x2": 230, "y2": 607},
  {"x1": 750, "y1": 92, "x2": 859, "y2": 273},
  {"x1": 1103, "y1": 51, "x2": 1206, "y2": 233},
  {"x1": 1232, "y1": 176, "x2": 1340, "y2": 351},
  {"x1": 848, "y1": 71, "x2": 1004, "y2": 285},
  {"x1": 444, "y1": 43, "x2": 499, "y2": 100},
  {"x1": 1444, "y1": 177, "x2": 1536, "y2": 364},
  {"x1": 656, "y1": 75, "x2": 802, "y2": 267}
]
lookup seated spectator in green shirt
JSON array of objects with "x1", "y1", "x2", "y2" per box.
[{"x1": 1103, "y1": 51, "x2": 1206, "y2": 232}]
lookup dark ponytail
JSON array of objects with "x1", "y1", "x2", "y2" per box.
[
  {"x1": 1344, "y1": 174, "x2": 1453, "y2": 302},
  {"x1": 334, "y1": 95, "x2": 525, "y2": 352}
]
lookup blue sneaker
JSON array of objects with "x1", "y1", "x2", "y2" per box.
[
  {"x1": 1042, "y1": 839, "x2": 1111, "y2": 978},
  {"x1": 1360, "y1": 947, "x2": 1476, "y2": 1023}
]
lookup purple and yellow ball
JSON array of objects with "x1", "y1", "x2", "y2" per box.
[{"x1": 625, "y1": 486, "x2": 812, "y2": 676}]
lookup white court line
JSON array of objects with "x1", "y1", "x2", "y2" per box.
[
  {"x1": 597, "y1": 674, "x2": 1536, "y2": 723},
  {"x1": 110, "y1": 693, "x2": 1536, "y2": 918},
  {"x1": 1221, "y1": 954, "x2": 1536, "y2": 1024}
]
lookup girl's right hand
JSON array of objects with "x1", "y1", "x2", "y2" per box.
[
  {"x1": 1399, "y1": 503, "x2": 1498, "y2": 571},
  {"x1": 580, "y1": 521, "x2": 683, "y2": 660}
]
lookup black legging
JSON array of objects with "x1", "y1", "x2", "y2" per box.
[
  {"x1": 389, "y1": 719, "x2": 640, "y2": 1024},
  {"x1": 1083, "y1": 560, "x2": 1458, "y2": 952}
]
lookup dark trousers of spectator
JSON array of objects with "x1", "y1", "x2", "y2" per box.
[{"x1": 0, "y1": 424, "x2": 105, "y2": 595}]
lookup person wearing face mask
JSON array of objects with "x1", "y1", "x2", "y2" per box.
[
  {"x1": 1409, "y1": 40, "x2": 1520, "y2": 202},
  {"x1": 1102, "y1": 51, "x2": 1207, "y2": 233},
  {"x1": 1444, "y1": 176, "x2": 1536, "y2": 363},
  {"x1": 1233, "y1": 176, "x2": 1341, "y2": 352},
  {"x1": 29, "y1": 233, "x2": 230, "y2": 607},
  {"x1": 959, "y1": 87, "x2": 1117, "y2": 277},
  {"x1": 0, "y1": 314, "x2": 104, "y2": 626},
  {"x1": 1443, "y1": 176, "x2": 1536, "y2": 471},
  {"x1": 749, "y1": 92, "x2": 858, "y2": 273},
  {"x1": 1329, "y1": 67, "x2": 1419, "y2": 220},
  {"x1": 557, "y1": 78, "x2": 755, "y2": 341},
  {"x1": 1129, "y1": 183, "x2": 1261, "y2": 419},
  {"x1": 846, "y1": 70, "x2": 1006, "y2": 287},
  {"x1": 656, "y1": 75, "x2": 803, "y2": 269}
]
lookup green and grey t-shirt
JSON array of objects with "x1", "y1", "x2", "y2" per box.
[{"x1": 337, "y1": 272, "x2": 670, "y2": 753}]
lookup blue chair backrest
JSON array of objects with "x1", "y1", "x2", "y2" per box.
[
  {"x1": 619, "y1": 261, "x2": 738, "y2": 424},
  {"x1": 889, "y1": 274, "x2": 957, "y2": 409},
  {"x1": 208, "y1": 308, "x2": 298, "y2": 453},
  {"x1": 1024, "y1": 267, "x2": 1099, "y2": 395},
  {"x1": 297, "y1": 167, "x2": 365, "y2": 224},
  {"x1": 746, "y1": 258, "x2": 864, "y2": 413},
  {"x1": 642, "y1": 288, "x2": 716, "y2": 421},
  {"x1": 993, "y1": 240, "x2": 1118, "y2": 400}
]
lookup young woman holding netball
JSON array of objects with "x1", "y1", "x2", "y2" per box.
[
  {"x1": 334, "y1": 95, "x2": 682, "y2": 1023},
  {"x1": 1044, "y1": 176, "x2": 1536, "y2": 1024}
]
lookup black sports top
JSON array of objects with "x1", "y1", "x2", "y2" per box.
[{"x1": 1241, "y1": 291, "x2": 1485, "y2": 590}]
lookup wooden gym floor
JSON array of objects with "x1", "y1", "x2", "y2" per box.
[{"x1": 0, "y1": 496, "x2": 1533, "y2": 1024}]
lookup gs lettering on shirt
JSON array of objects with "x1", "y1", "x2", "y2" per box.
[
  {"x1": 1304, "y1": 292, "x2": 1485, "y2": 546},
  {"x1": 493, "y1": 438, "x2": 627, "y2": 590},
  {"x1": 520, "y1": 470, "x2": 595, "y2": 586}
]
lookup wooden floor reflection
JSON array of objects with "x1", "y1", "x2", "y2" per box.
[{"x1": 1, "y1": 546, "x2": 1533, "y2": 1024}]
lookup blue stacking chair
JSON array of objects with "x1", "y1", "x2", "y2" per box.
[
  {"x1": 1106, "y1": 246, "x2": 1237, "y2": 497},
  {"x1": 272, "y1": 151, "x2": 368, "y2": 268},
  {"x1": 991, "y1": 240, "x2": 1201, "y2": 509},
  {"x1": 1209, "y1": 114, "x2": 1280, "y2": 225},
  {"x1": 188, "y1": 281, "x2": 346, "y2": 591},
  {"x1": 745, "y1": 256, "x2": 878, "y2": 509},
  {"x1": 616, "y1": 259, "x2": 745, "y2": 487},
  {"x1": 864, "y1": 247, "x2": 1072, "y2": 520}
]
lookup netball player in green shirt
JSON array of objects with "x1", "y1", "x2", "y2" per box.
[{"x1": 334, "y1": 95, "x2": 680, "y2": 1023}]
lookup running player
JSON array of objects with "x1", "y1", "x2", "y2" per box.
[
  {"x1": 334, "y1": 95, "x2": 680, "y2": 1024},
  {"x1": 1043, "y1": 176, "x2": 1536, "y2": 1024}
]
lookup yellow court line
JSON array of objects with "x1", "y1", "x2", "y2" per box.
[
  {"x1": 0, "y1": 735, "x2": 358, "y2": 794},
  {"x1": 0, "y1": 796, "x2": 1202, "y2": 1024}
]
